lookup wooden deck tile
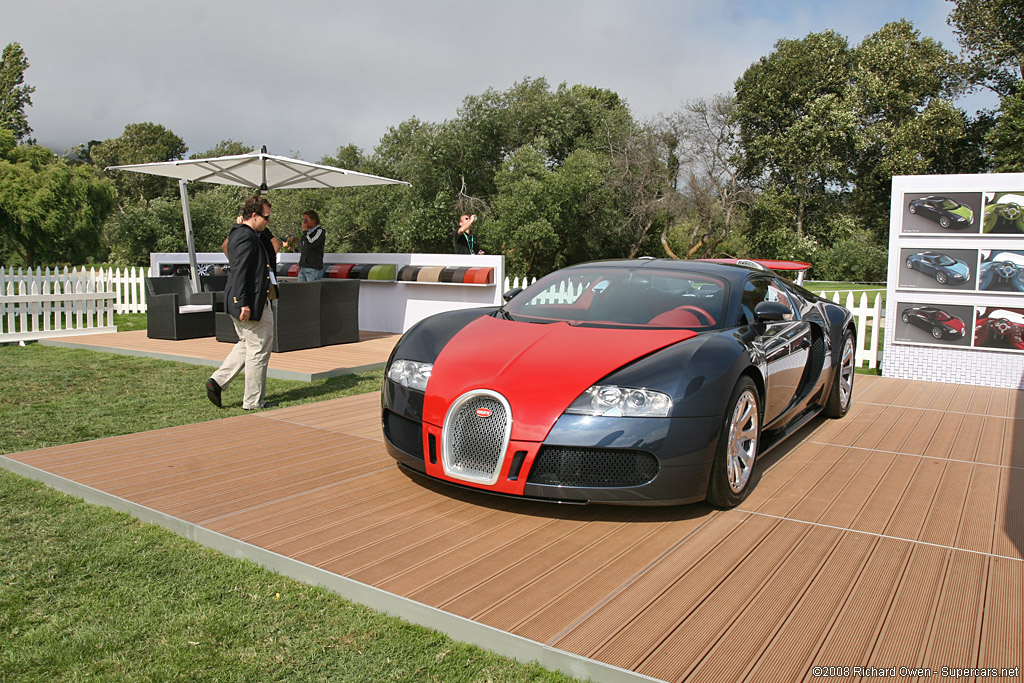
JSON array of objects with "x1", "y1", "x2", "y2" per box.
[
  {"x1": 3, "y1": 375, "x2": 1021, "y2": 682},
  {"x1": 41, "y1": 329, "x2": 398, "y2": 380}
]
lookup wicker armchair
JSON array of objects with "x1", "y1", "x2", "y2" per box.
[{"x1": 145, "y1": 276, "x2": 215, "y2": 340}]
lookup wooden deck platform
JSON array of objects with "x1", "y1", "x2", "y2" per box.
[
  {"x1": 2, "y1": 374, "x2": 1021, "y2": 682},
  {"x1": 39, "y1": 329, "x2": 399, "y2": 381}
]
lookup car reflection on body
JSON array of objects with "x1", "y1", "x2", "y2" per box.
[
  {"x1": 975, "y1": 308, "x2": 1024, "y2": 350},
  {"x1": 908, "y1": 196, "x2": 974, "y2": 229},
  {"x1": 904, "y1": 252, "x2": 971, "y2": 285},
  {"x1": 901, "y1": 306, "x2": 966, "y2": 340},
  {"x1": 382, "y1": 258, "x2": 856, "y2": 508},
  {"x1": 979, "y1": 251, "x2": 1024, "y2": 292}
]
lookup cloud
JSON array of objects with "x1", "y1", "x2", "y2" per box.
[{"x1": 2, "y1": 0, "x2": 977, "y2": 161}]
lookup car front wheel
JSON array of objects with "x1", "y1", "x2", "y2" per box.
[
  {"x1": 935, "y1": 271, "x2": 948, "y2": 284},
  {"x1": 940, "y1": 216, "x2": 951, "y2": 228},
  {"x1": 824, "y1": 332, "x2": 855, "y2": 418},
  {"x1": 706, "y1": 377, "x2": 760, "y2": 509},
  {"x1": 931, "y1": 326, "x2": 945, "y2": 339}
]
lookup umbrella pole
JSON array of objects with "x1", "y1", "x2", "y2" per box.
[{"x1": 178, "y1": 180, "x2": 201, "y2": 293}]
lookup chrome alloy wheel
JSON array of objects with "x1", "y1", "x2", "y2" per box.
[
  {"x1": 838, "y1": 336, "x2": 855, "y2": 410},
  {"x1": 726, "y1": 389, "x2": 759, "y2": 493}
]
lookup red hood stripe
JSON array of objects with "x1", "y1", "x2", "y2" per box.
[{"x1": 422, "y1": 316, "x2": 696, "y2": 441}]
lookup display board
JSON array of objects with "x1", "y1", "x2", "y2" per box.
[{"x1": 885, "y1": 174, "x2": 1024, "y2": 389}]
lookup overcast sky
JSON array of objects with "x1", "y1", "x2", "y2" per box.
[{"x1": 3, "y1": 0, "x2": 987, "y2": 161}]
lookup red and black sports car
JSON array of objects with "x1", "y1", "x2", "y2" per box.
[
  {"x1": 381, "y1": 259, "x2": 856, "y2": 508},
  {"x1": 900, "y1": 306, "x2": 966, "y2": 340}
]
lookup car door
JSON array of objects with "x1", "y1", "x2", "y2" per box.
[{"x1": 743, "y1": 277, "x2": 812, "y2": 424}]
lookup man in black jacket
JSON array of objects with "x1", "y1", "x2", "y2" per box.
[{"x1": 206, "y1": 196, "x2": 277, "y2": 410}]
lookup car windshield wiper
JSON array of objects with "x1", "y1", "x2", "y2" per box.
[{"x1": 494, "y1": 308, "x2": 515, "y2": 321}]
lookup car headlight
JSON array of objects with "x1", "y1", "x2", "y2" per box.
[
  {"x1": 566, "y1": 385, "x2": 672, "y2": 417},
  {"x1": 387, "y1": 359, "x2": 432, "y2": 391}
]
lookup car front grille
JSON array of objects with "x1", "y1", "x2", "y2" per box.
[
  {"x1": 443, "y1": 392, "x2": 511, "y2": 484},
  {"x1": 526, "y1": 447, "x2": 659, "y2": 488},
  {"x1": 383, "y1": 410, "x2": 423, "y2": 461}
]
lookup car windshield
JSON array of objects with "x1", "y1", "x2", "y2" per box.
[
  {"x1": 940, "y1": 199, "x2": 960, "y2": 210},
  {"x1": 503, "y1": 267, "x2": 728, "y2": 329},
  {"x1": 932, "y1": 311, "x2": 953, "y2": 321},
  {"x1": 935, "y1": 255, "x2": 957, "y2": 266}
]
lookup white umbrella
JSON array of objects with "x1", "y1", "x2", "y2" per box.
[{"x1": 107, "y1": 146, "x2": 409, "y2": 290}]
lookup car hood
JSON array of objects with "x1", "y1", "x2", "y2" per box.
[
  {"x1": 947, "y1": 261, "x2": 970, "y2": 276},
  {"x1": 948, "y1": 205, "x2": 972, "y2": 220},
  {"x1": 941, "y1": 316, "x2": 966, "y2": 332},
  {"x1": 421, "y1": 315, "x2": 697, "y2": 442}
]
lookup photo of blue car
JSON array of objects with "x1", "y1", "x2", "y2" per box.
[{"x1": 904, "y1": 251, "x2": 971, "y2": 286}]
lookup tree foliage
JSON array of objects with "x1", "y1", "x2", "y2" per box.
[
  {"x1": 0, "y1": 130, "x2": 115, "y2": 266},
  {"x1": 90, "y1": 123, "x2": 188, "y2": 204},
  {"x1": 947, "y1": 0, "x2": 1024, "y2": 97},
  {"x1": 0, "y1": 42, "x2": 34, "y2": 143}
]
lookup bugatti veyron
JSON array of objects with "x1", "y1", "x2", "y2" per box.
[{"x1": 381, "y1": 259, "x2": 856, "y2": 508}]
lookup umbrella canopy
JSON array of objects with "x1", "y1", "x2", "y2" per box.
[
  {"x1": 107, "y1": 148, "x2": 409, "y2": 192},
  {"x1": 107, "y1": 147, "x2": 409, "y2": 291}
]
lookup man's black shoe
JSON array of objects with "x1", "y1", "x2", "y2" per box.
[
  {"x1": 205, "y1": 378, "x2": 222, "y2": 407},
  {"x1": 243, "y1": 401, "x2": 278, "y2": 411}
]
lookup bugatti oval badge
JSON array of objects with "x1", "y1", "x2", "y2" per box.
[{"x1": 475, "y1": 407, "x2": 493, "y2": 418}]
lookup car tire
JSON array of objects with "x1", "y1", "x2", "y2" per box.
[
  {"x1": 909, "y1": 205, "x2": 917, "y2": 214},
  {"x1": 905, "y1": 258, "x2": 914, "y2": 269},
  {"x1": 940, "y1": 216, "x2": 951, "y2": 228},
  {"x1": 902, "y1": 312, "x2": 910, "y2": 323},
  {"x1": 706, "y1": 377, "x2": 760, "y2": 509},
  {"x1": 931, "y1": 326, "x2": 944, "y2": 339},
  {"x1": 935, "y1": 271, "x2": 948, "y2": 284},
  {"x1": 824, "y1": 332, "x2": 855, "y2": 419}
]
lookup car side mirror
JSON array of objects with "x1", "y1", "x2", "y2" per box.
[
  {"x1": 754, "y1": 300, "x2": 791, "y2": 323},
  {"x1": 503, "y1": 287, "x2": 523, "y2": 302}
]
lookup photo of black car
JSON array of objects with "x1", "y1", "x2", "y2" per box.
[
  {"x1": 907, "y1": 195, "x2": 975, "y2": 229},
  {"x1": 904, "y1": 251, "x2": 971, "y2": 286},
  {"x1": 900, "y1": 306, "x2": 967, "y2": 341}
]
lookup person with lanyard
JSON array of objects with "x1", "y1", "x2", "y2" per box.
[
  {"x1": 453, "y1": 213, "x2": 484, "y2": 254},
  {"x1": 297, "y1": 210, "x2": 326, "y2": 281}
]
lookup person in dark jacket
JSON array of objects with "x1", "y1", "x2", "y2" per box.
[
  {"x1": 206, "y1": 196, "x2": 277, "y2": 410},
  {"x1": 297, "y1": 210, "x2": 326, "y2": 281}
]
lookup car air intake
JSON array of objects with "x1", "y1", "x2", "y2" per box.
[
  {"x1": 527, "y1": 447, "x2": 659, "y2": 487},
  {"x1": 442, "y1": 391, "x2": 511, "y2": 485},
  {"x1": 383, "y1": 410, "x2": 424, "y2": 461}
]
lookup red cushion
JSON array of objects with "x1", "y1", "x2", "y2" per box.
[
  {"x1": 287, "y1": 264, "x2": 300, "y2": 277},
  {"x1": 463, "y1": 267, "x2": 494, "y2": 284},
  {"x1": 326, "y1": 264, "x2": 355, "y2": 278}
]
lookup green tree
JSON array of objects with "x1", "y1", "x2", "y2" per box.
[
  {"x1": 947, "y1": 0, "x2": 1024, "y2": 97},
  {"x1": 190, "y1": 139, "x2": 253, "y2": 159},
  {"x1": 988, "y1": 86, "x2": 1024, "y2": 170},
  {"x1": 0, "y1": 42, "x2": 34, "y2": 143},
  {"x1": 0, "y1": 130, "x2": 115, "y2": 266},
  {"x1": 91, "y1": 123, "x2": 188, "y2": 204},
  {"x1": 849, "y1": 20, "x2": 973, "y2": 236},
  {"x1": 733, "y1": 30, "x2": 857, "y2": 236}
]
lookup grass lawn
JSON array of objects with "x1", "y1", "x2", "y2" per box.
[{"x1": 0, "y1": 341, "x2": 579, "y2": 682}]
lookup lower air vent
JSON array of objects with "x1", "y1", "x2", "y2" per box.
[{"x1": 527, "y1": 447, "x2": 659, "y2": 487}]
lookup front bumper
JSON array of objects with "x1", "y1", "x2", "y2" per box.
[{"x1": 382, "y1": 383, "x2": 722, "y2": 505}]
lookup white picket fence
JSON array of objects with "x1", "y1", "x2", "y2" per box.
[
  {"x1": 0, "y1": 268, "x2": 882, "y2": 369},
  {"x1": 0, "y1": 266, "x2": 147, "y2": 343}
]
